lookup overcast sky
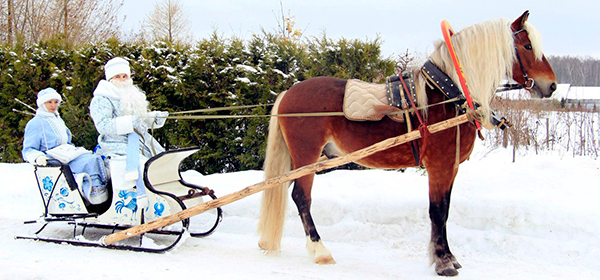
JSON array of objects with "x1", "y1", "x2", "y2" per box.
[{"x1": 120, "y1": 0, "x2": 600, "y2": 59}]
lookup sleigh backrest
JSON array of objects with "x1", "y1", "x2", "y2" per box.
[
  {"x1": 143, "y1": 147, "x2": 204, "y2": 206},
  {"x1": 144, "y1": 147, "x2": 200, "y2": 187}
]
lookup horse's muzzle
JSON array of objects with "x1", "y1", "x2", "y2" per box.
[{"x1": 530, "y1": 79, "x2": 557, "y2": 98}]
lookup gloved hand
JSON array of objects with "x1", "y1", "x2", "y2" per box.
[
  {"x1": 154, "y1": 111, "x2": 168, "y2": 127},
  {"x1": 35, "y1": 155, "x2": 48, "y2": 166},
  {"x1": 145, "y1": 111, "x2": 169, "y2": 128}
]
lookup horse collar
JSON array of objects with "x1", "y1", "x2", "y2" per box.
[
  {"x1": 421, "y1": 61, "x2": 510, "y2": 130},
  {"x1": 421, "y1": 60, "x2": 466, "y2": 109}
]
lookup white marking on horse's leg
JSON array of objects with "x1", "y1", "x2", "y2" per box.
[
  {"x1": 428, "y1": 240, "x2": 437, "y2": 266},
  {"x1": 429, "y1": 239, "x2": 459, "y2": 276},
  {"x1": 305, "y1": 236, "x2": 317, "y2": 256},
  {"x1": 305, "y1": 237, "x2": 335, "y2": 264}
]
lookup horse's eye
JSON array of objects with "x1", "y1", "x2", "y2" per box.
[{"x1": 524, "y1": 44, "x2": 533, "y2": 50}]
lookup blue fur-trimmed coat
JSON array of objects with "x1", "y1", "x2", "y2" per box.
[
  {"x1": 89, "y1": 80, "x2": 166, "y2": 159},
  {"x1": 22, "y1": 111, "x2": 107, "y2": 189}
]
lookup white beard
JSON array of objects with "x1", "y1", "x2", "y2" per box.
[{"x1": 111, "y1": 79, "x2": 149, "y2": 116}]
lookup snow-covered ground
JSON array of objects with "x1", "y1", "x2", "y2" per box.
[{"x1": 1, "y1": 141, "x2": 599, "y2": 279}]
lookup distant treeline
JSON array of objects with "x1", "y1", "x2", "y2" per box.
[{"x1": 548, "y1": 55, "x2": 600, "y2": 86}]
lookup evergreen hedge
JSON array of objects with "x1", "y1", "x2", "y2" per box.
[{"x1": 0, "y1": 34, "x2": 395, "y2": 173}]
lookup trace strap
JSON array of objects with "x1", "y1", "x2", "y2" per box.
[
  {"x1": 157, "y1": 99, "x2": 461, "y2": 121},
  {"x1": 441, "y1": 20, "x2": 482, "y2": 130},
  {"x1": 171, "y1": 104, "x2": 270, "y2": 115},
  {"x1": 398, "y1": 72, "x2": 429, "y2": 166}
]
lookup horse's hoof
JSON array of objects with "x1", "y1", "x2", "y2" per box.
[
  {"x1": 436, "y1": 267, "x2": 459, "y2": 277},
  {"x1": 452, "y1": 261, "x2": 462, "y2": 269},
  {"x1": 449, "y1": 255, "x2": 462, "y2": 269},
  {"x1": 315, "y1": 254, "x2": 336, "y2": 264}
]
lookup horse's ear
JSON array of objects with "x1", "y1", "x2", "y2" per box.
[{"x1": 511, "y1": 10, "x2": 530, "y2": 31}]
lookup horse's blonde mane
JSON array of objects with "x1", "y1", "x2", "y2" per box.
[{"x1": 422, "y1": 18, "x2": 543, "y2": 125}]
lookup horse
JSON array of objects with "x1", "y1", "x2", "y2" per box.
[{"x1": 257, "y1": 11, "x2": 557, "y2": 276}]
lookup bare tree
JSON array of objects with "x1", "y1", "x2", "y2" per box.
[
  {"x1": 272, "y1": 0, "x2": 303, "y2": 42},
  {"x1": 50, "y1": 0, "x2": 123, "y2": 46},
  {"x1": 20, "y1": 0, "x2": 54, "y2": 43},
  {"x1": 4, "y1": 0, "x2": 14, "y2": 44},
  {"x1": 1, "y1": 0, "x2": 123, "y2": 47},
  {"x1": 145, "y1": 0, "x2": 190, "y2": 45},
  {"x1": 395, "y1": 49, "x2": 414, "y2": 72},
  {"x1": 548, "y1": 55, "x2": 600, "y2": 86}
]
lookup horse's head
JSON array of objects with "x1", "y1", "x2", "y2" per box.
[{"x1": 510, "y1": 11, "x2": 557, "y2": 98}]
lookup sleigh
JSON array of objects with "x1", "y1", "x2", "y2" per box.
[{"x1": 17, "y1": 147, "x2": 222, "y2": 253}]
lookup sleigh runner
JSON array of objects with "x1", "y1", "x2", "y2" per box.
[{"x1": 17, "y1": 147, "x2": 222, "y2": 252}]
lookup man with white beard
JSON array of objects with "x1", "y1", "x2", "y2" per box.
[{"x1": 90, "y1": 57, "x2": 168, "y2": 203}]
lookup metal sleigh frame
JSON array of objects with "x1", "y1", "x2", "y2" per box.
[{"x1": 16, "y1": 147, "x2": 223, "y2": 253}]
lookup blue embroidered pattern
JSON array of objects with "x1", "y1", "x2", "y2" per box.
[
  {"x1": 60, "y1": 187, "x2": 69, "y2": 197},
  {"x1": 115, "y1": 190, "x2": 137, "y2": 214},
  {"x1": 42, "y1": 176, "x2": 53, "y2": 192},
  {"x1": 154, "y1": 202, "x2": 165, "y2": 216}
]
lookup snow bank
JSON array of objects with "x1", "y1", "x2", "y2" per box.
[{"x1": 1, "y1": 141, "x2": 599, "y2": 279}]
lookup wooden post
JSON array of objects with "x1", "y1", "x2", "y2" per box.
[{"x1": 102, "y1": 114, "x2": 470, "y2": 245}]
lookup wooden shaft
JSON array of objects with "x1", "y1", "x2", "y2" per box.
[{"x1": 102, "y1": 114, "x2": 469, "y2": 245}]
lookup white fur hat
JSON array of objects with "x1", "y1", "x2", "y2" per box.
[
  {"x1": 36, "y1": 87, "x2": 62, "y2": 108},
  {"x1": 104, "y1": 57, "x2": 131, "y2": 80}
]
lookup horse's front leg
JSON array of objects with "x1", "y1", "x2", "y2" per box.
[
  {"x1": 429, "y1": 179, "x2": 462, "y2": 276},
  {"x1": 291, "y1": 175, "x2": 335, "y2": 264}
]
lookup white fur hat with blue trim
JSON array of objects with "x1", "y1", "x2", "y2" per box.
[
  {"x1": 104, "y1": 57, "x2": 131, "y2": 80},
  {"x1": 36, "y1": 87, "x2": 62, "y2": 108}
]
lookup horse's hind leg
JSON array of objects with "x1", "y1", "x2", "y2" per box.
[{"x1": 291, "y1": 174, "x2": 335, "y2": 264}]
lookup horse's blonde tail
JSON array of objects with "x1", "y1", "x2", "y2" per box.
[{"x1": 257, "y1": 91, "x2": 292, "y2": 252}]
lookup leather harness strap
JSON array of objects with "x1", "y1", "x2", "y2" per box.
[
  {"x1": 386, "y1": 71, "x2": 416, "y2": 110},
  {"x1": 398, "y1": 72, "x2": 429, "y2": 167},
  {"x1": 386, "y1": 70, "x2": 427, "y2": 166}
]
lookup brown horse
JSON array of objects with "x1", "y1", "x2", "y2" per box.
[{"x1": 257, "y1": 11, "x2": 556, "y2": 276}]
